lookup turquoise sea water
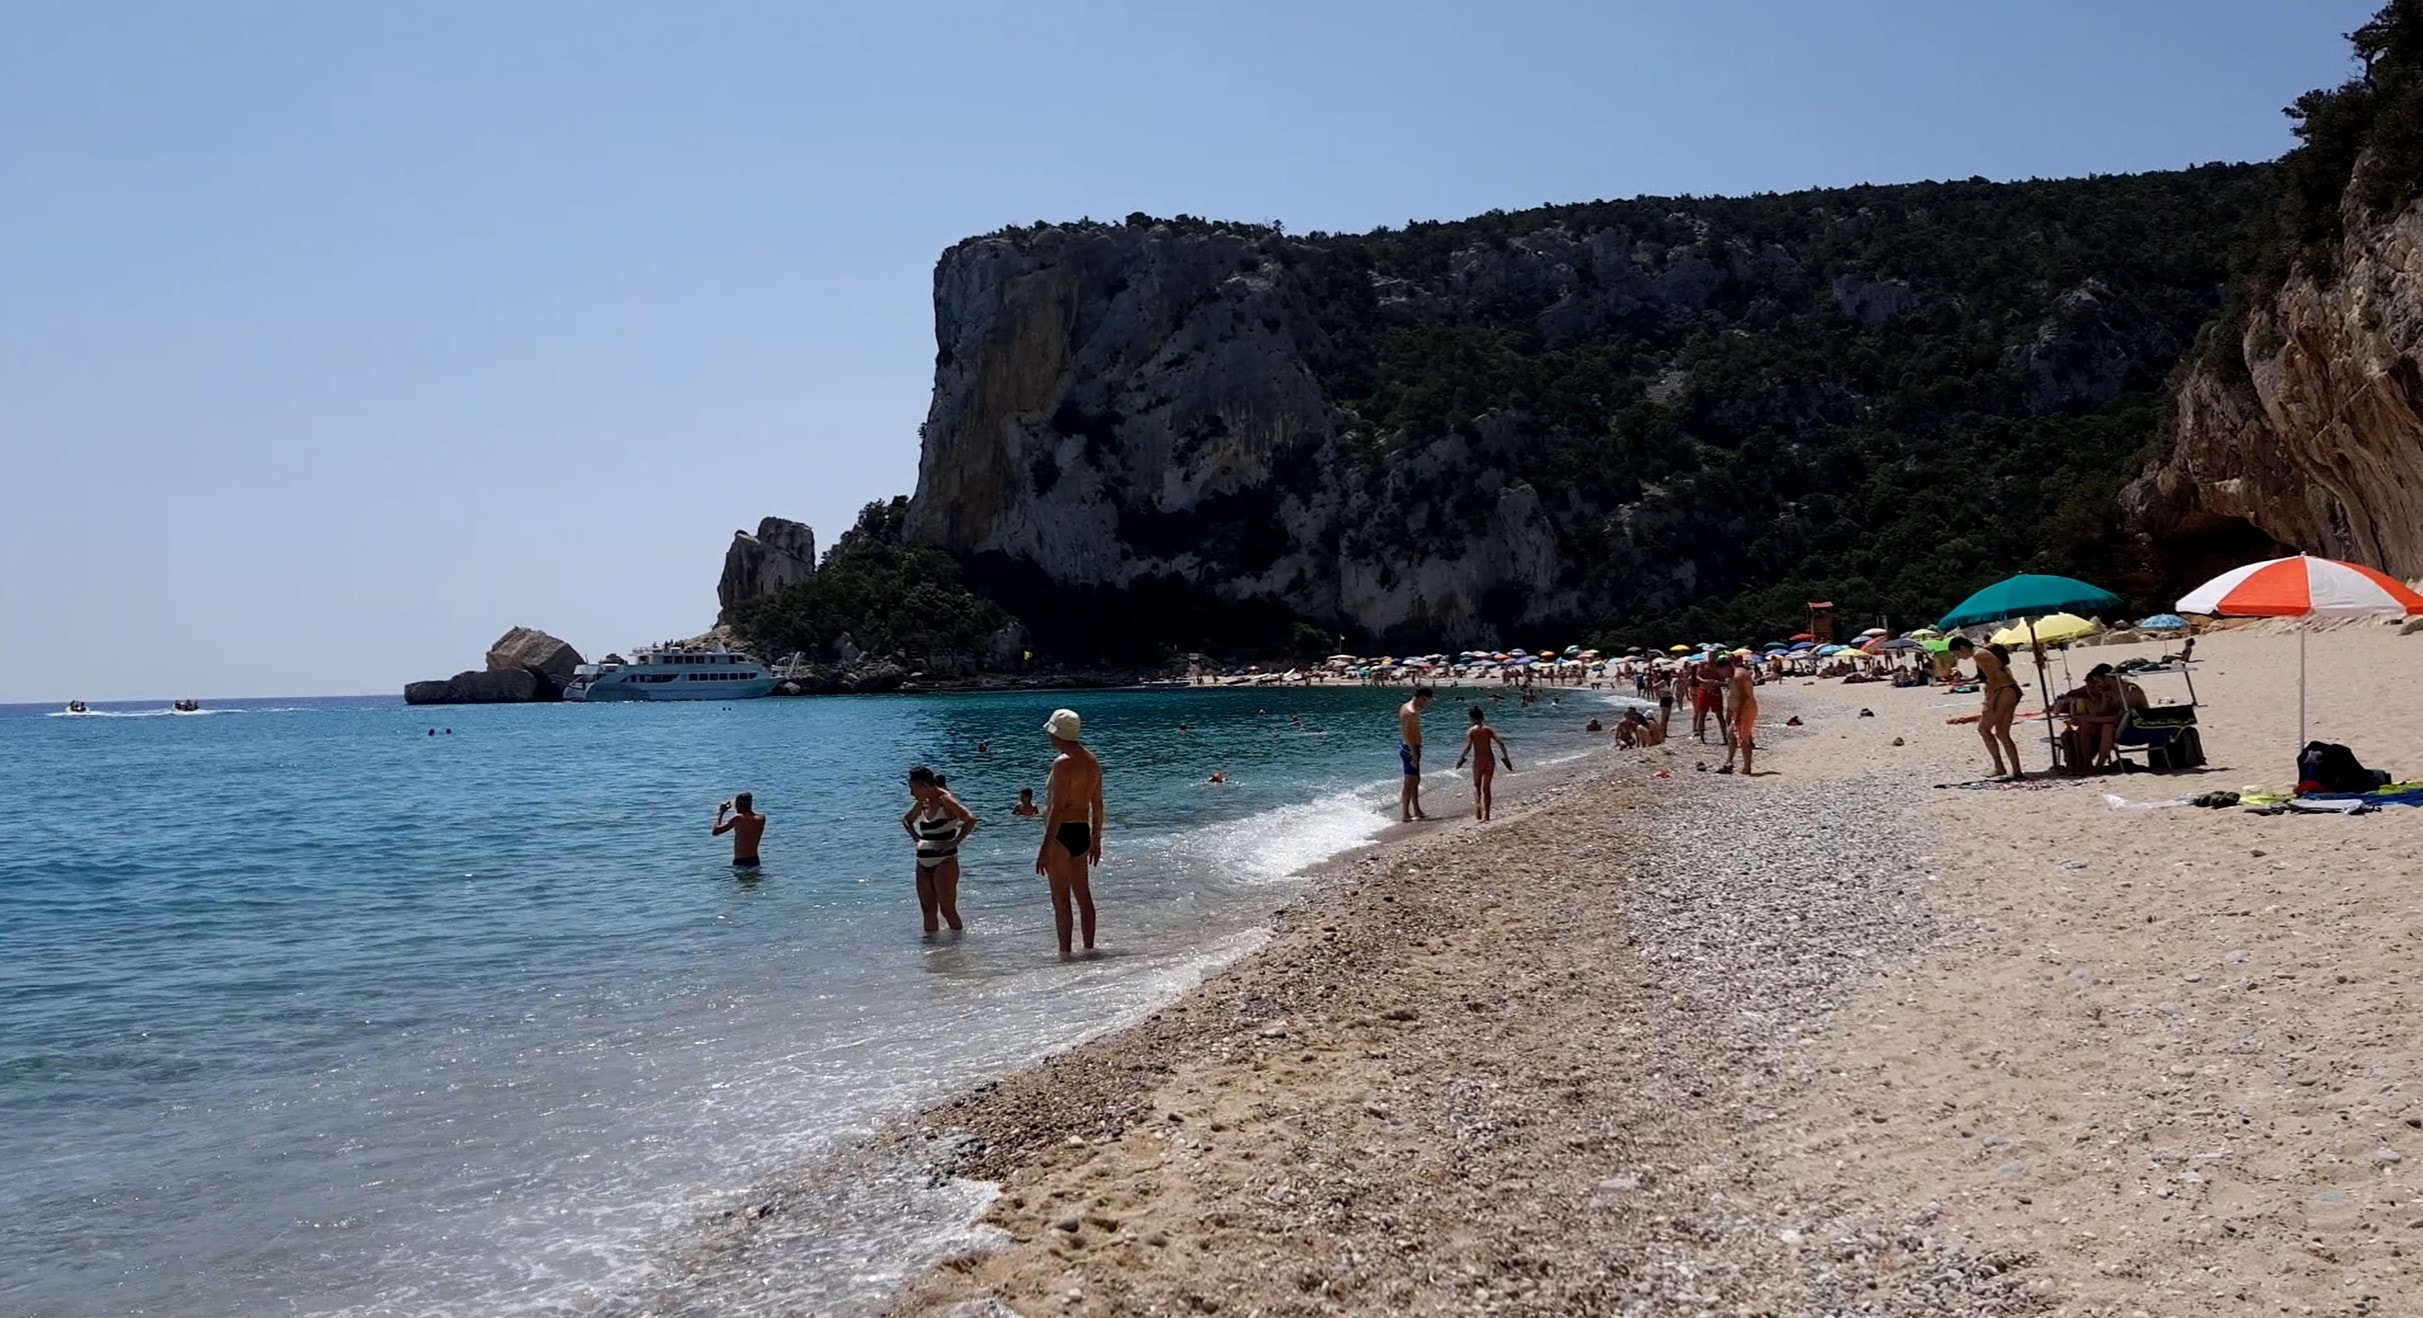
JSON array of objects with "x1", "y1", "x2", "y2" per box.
[{"x1": 0, "y1": 685, "x2": 1615, "y2": 1316}]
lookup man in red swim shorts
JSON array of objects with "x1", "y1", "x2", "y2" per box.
[{"x1": 1691, "y1": 658, "x2": 1727, "y2": 745}]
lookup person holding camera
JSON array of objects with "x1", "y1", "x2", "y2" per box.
[{"x1": 711, "y1": 793, "x2": 766, "y2": 867}]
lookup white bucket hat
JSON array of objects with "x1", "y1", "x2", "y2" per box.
[{"x1": 1044, "y1": 708, "x2": 1082, "y2": 741}]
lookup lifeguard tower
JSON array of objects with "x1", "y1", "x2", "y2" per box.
[{"x1": 1806, "y1": 601, "x2": 1836, "y2": 645}]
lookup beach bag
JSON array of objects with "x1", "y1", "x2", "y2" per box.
[
  {"x1": 2148, "y1": 726, "x2": 2205, "y2": 771},
  {"x1": 2297, "y1": 741, "x2": 2388, "y2": 794}
]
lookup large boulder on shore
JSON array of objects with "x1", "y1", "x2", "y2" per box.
[
  {"x1": 405, "y1": 669, "x2": 553, "y2": 705},
  {"x1": 485, "y1": 626, "x2": 584, "y2": 681}
]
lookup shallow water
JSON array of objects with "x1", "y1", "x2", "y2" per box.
[{"x1": 0, "y1": 684, "x2": 1615, "y2": 1315}]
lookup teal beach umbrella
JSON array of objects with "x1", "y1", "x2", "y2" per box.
[
  {"x1": 1937, "y1": 572, "x2": 2122, "y2": 772},
  {"x1": 1937, "y1": 574, "x2": 2122, "y2": 630}
]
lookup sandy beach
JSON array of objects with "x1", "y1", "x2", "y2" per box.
[{"x1": 881, "y1": 623, "x2": 2423, "y2": 1316}]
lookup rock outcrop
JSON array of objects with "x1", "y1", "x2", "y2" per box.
[
  {"x1": 1831, "y1": 274, "x2": 1918, "y2": 325},
  {"x1": 2126, "y1": 203, "x2": 2423, "y2": 584},
  {"x1": 718, "y1": 517, "x2": 818, "y2": 622},
  {"x1": 406, "y1": 626, "x2": 578, "y2": 704},
  {"x1": 405, "y1": 669, "x2": 552, "y2": 705},
  {"x1": 485, "y1": 626, "x2": 584, "y2": 682}
]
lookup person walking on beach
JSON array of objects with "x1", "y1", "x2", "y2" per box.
[
  {"x1": 711, "y1": 793, "x2": 765, "y2": 867},
  {"x1": 1035, "y1": 708, "x2": 1104, "y2": 961},
  {"x1": 1454, "y1": 705, "x2": 1514, "y2": 821},
  {"x1": 903, "y1": 767, "x2": 975, "y2": 935},
  {"x1": 1717, "y1": 656, "x2": 1759, "y2": 775},
  {"x1": 1397, "y1": 686, "x2": 1435, "y2": 822},
  {"x1": 1950, "y1": 637, "x2": 2025, "y2": 780}
]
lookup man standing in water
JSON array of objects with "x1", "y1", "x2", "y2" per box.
[
  {"x1": 1035, "y1": 708, "x2": 1104, "y2": 961},
  {"x1": 712, "y1": 793, "x2": 765, "y2": 867},
  {"x1": 1398, "y1": 685, "x2": 1435, "y2": 822}
]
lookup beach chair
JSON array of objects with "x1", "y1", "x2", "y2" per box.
[{"x1": 2115, "y1": 704, "x2": 2204, "y2": 771}]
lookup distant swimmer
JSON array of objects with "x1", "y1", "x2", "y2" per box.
[
  {"x1": 1398, "y1": 685, "x2": 1435, "y2": 822},
  {"x1": 1454, "y1": 705, "x2": 1514, "y2": 822},
  {"x1": 1585, "y1": 717, "x2": 1605, "y2": 733},
  {"x1": 712, "y1": 793, "x2": 766, "y2": 867},
  {"x1": 1207, "y1": 770, "x2": 1228, "y2": 785},
  {"x1": 977, "y1": 739, "x2": 992, "y2": 755},
  {"x1": 904, "y1": 767, "x2": 975, "y2": 935},
  {"x1": 1012, "y1": 787, "x2": 1041, "y2": 818},
  {"x1": 1035, "y1": 708, "x2": 1104, "y2": 961}
]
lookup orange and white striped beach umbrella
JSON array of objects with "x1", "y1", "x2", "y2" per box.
[
  {"x1": 2176, "y1": 554, "x2": 2423, "y2": 618},
  {"x1": 2176, "y1": 554, "x2": 2423, "y2": 743}
]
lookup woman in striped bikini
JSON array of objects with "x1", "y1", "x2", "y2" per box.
[{"x1": 903, "y1": 766, "x2": 977, "y2": 935}]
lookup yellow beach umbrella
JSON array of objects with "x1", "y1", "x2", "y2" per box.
[
  {"x1": 1667, "y1": 644, "x2": 1693, "y2": 654},
  {"x1": 1989, "y1": 612, "x2": 2100, "y2": 647}
]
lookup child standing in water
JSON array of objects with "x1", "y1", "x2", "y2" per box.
[{"x1": 1454, "y1": 706, "x2": 1515, "y2": 821}]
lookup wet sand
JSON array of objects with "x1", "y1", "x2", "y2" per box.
[{"x1": 884, "y1": 623, "x2": 2423, "y2": 1316}]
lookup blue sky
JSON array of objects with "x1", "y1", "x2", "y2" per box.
[{"x1": 0, "y1": 0, "x2": 2372, "y2": 700}]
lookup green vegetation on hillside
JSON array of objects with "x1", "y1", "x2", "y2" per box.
[
  {"x1": 1292, "y1": 167, "x2": 2268, "y2": 647},
  {"x1": 736, "y1": 498, "x2": 1015, "y2": 668}
]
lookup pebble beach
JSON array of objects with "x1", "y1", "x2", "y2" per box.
[{"x1": 889, "y1": 624, "x2": 2423, "y2": 1316}]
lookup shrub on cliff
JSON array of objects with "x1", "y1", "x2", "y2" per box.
[
  {"x1": 736, "y1": 498, "x2": 1016, "y2": 669},
  {"x1": 2202, "y1": 0, "x2": 2423, "y2": 354}
]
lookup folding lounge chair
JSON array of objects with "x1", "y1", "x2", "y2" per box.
[{"x1": 2116, "y1": 704, "x2": 2204, "y2": 771}]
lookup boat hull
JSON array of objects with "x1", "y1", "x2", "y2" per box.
[{"x1": 576, "y1": 677, "x2": 782, "y2": 702}]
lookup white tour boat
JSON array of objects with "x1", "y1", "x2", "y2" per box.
[{"x1": 561, "y1": 646, "x2": 782, "y2": 702}]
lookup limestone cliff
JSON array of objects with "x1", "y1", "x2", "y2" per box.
[
  {"x1": 907, "y1": 171, "x2": 2264, "y2": 650},
  {"x1": 2127, "y1": 1, "x2": 2423, "y2": 588},
  {"x1": 717, "y1": 517, "x2": 817, "y2": 623},
  {"x1": 2127, "y1": 204, "x2": 2423, "y2": 585}
]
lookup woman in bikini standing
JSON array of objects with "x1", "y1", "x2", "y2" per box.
[
  {"x1": 1951, "y1": 637, "x2": 2025, "y2": 780},
  {"x1": 903, "y1": 766, "x2": 976, "y2": 935}
]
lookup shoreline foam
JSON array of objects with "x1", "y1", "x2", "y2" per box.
[{"x1": 591, "y1": 721, "x2": 1632, "y2": 1315}]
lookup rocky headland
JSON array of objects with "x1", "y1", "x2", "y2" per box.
[{"x1": 902, "y1": 170, "x2": 2267, "y2": 657}]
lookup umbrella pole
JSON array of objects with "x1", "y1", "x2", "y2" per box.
[
  {"x1": 2029, "y1": 618, "x2": 2057, "y2": 772},
  {"x1": 2299, "y1": 625, "x2": 2308, "y2": 746}
]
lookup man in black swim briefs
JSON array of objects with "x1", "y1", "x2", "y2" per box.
[{"x1": 1035, "y1": 708, "x2": 1105, "y2": 961}]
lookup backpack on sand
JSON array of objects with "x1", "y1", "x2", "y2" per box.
[{"x1": 2297, "y1": 741, "x2": 2390, "y2": 795}]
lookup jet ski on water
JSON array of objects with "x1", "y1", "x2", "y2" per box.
[
  {"x1": 64, "y1": 699, "x2": 90, "y2": 715},
  {"x1": 172, "y1": 699, "x2": 201, "y2": 713}
]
